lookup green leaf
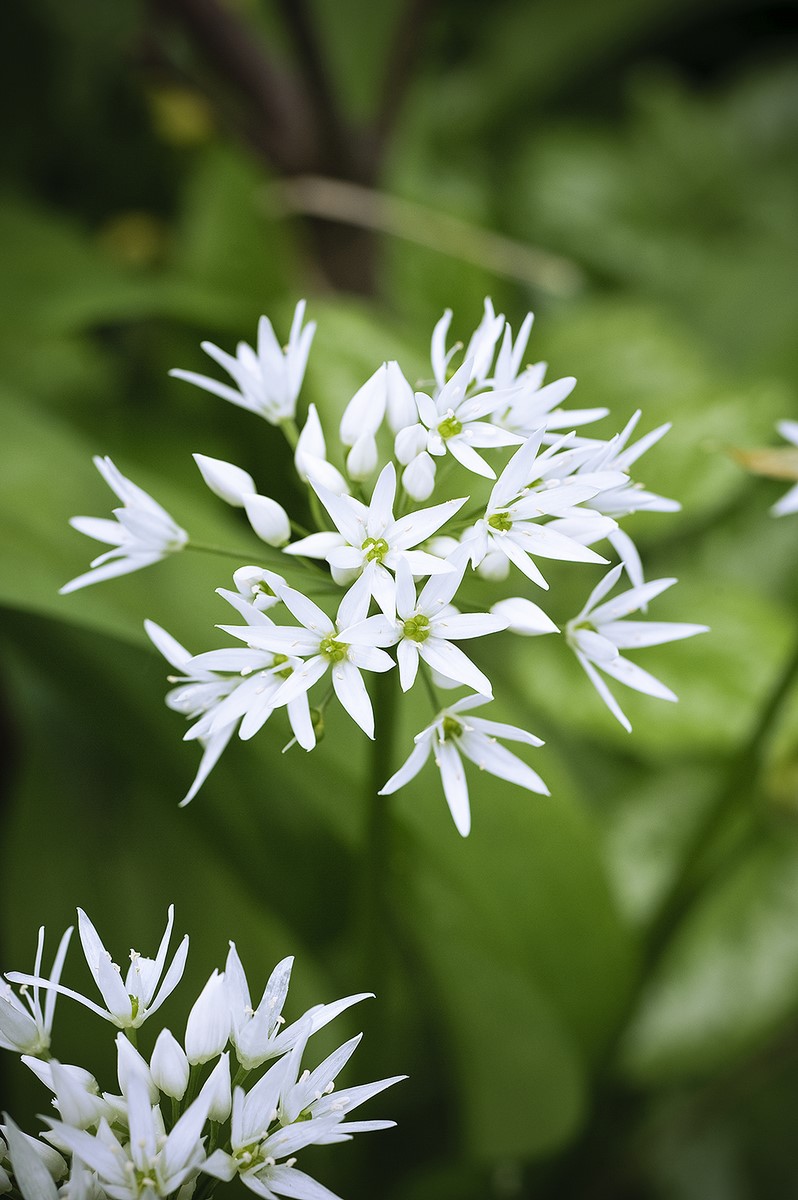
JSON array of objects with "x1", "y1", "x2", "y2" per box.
[{"x1": 621, "y1": 831, "x2": 798, "y2": 1082}]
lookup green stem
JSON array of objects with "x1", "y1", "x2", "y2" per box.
[
  {"x1": 363, "y1": 670, "x2": 399, "y2": 992},
  {"x1": 279, "y1": 418, "x2": 300, "y2": 450},
  {"x1": 420, "y1": 666, "x2": 442, "y2": 715},
  {"x1": 187, "y1": 540, "x2": 282, "y2": 563}
]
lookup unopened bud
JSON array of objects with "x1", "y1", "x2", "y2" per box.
[
  {"x1": 346, "y1": 433, "x2": 378, "y2": 482},
  {"x1": 185, "y1": 970, "x2": 231, "y2": 1065},
  {"x1": 402, "y1": 452, "x2": 436, "y2": 502},
  {"x1": 150, "y1": 1029, "x2": 190, "y2": 1100},
  {"x1": 243, "y1": 495, "x2": 291, "y2": 547},
  {"x1": 193, "y1": 454, "x2": 256, "y2": 507}
]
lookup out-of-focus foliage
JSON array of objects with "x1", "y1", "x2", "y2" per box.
[{"x1": 1, "y1": 1, "x2": 797, "y2": 1197}]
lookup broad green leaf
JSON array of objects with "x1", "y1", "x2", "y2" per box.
[{"x1": 620, "y1": 831, "x2": 798, "y2": 1082}]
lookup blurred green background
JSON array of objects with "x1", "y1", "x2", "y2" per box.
[{"x1": 2, "y1": 0, "x2": 798, "y2": 1196}]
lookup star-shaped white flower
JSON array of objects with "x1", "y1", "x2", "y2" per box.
[
  {"x1": 566, "y1": 564, "x2": 709, "y2": 731},
  {"x1": 380, "y1": 695, "x2": 548, "y2": 837},
  {"x1": 467, "y1": 432, "x2": 617, "y2": 588},
  {"x1": 0, "y1": 926, "x2": 72, "y2": 1057},
  {"x1": 170, "y1": 300, "x2": 315, "y2": 424},
  {"x1": 61, "y1": 456, "x2": 187, "y2": 594},
  {"x1": 221, "y1": 575, "x2": 394, "y2": 739},
  {"x1": 48, "y1": 1050, "x2": 212, "y2": 1199},
  {"x1": 285, "y1": 462, "x2": 466, "y2": 616},
  {"x1": 347, "y1": 556, "x2": 506, "y2": 697},
  {"x1": 8, "y1": 908, "x2": 188, "y2": 1031},
  {"x1": 409, "y1": 358, "x2": 524, "y2": 480}
]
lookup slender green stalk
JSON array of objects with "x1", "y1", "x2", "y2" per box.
[
  {"x1": 187, "y1": 540, "x2": 281, "y2": 563},
  {"x1": 363, "y1": 670, "x2": 399, "y2": 991},
  {"x1": 420, "y1": 666, "x2": 441, "y2": 715}
]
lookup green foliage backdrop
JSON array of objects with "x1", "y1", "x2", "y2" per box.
[{"x1": 1, "y1": 1, "x2": 797, "y2": 1196}]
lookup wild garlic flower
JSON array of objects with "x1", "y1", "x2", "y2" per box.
[
  {"x1": 0, "y1": 926, "x2": 72, "y2": 1057},
  {"x1": 286, "y1": 462, "x2": 466, "y2": 616},
  {"x1": 566, "y1": 565, "x2": 709, "y2": 731},
  {"x1": 2, "y1": 908, "x2": 402, "y2": 1200},
  {"x1": 170, "y1": 300, "x2": 315, "y2": 424},
  {"x1": 61, "y1": 297, "x2": 703, "y2": 831},
  {"x1": 380, "y1": 695, "x2": 548, "y2": 837},
  {"x1": 61, "y1": 456, "x2": 187, "y2": 594},
  {"x1": 9, "y1": 906, "x2": 187, "y2": 1031}
]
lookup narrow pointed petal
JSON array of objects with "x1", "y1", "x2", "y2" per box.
[
  {"x1": 458, "y1": 731, "x2": 549, "y2": 794},
  {"x1": 436, "y1": 742, "x2": 471, "y2": 836},
  {"x1": 379, "y1": 736, "x2": 432, "y2": 793},
  {"x1": 332, "y1": 662, "x2": 374, "y2": 737}
]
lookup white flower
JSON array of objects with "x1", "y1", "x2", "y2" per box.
[
  {"x1": 0, "y1": 926, "x2": 72, "y2": 1056},
  {"x1": 286, "y1": 462, "x2": 465, "y2": 616},
  {"x1": 224, "y1": 944, "x2": 371, "y2": 1072},
  {"x1": 192, "y1": 453, "x2": 255, "y2": 507},
  {"x1": 1, "y1": 1116, "x2": 63, "y2": 1200},
  {"x1": 380, "y1": 695, "x2": 548, "y2": 837},
  {"x1": 413, "y1": 358, "x2": 524, "y2": 481},
  {"x1": 468, "y1": 433, "x2": 615, "y2": 588},
  {"x1": 185, "y1": 970, "x2": 231, "y2": 1065},
  {"x1": 566, "y1": 564, "x2": 709, "y2": 731},
  {"x1": 430, "y1": 299, "x2": 505, "y2": 392},
  {"x1": 221, "y1": 576, "x2": 394, "y2": 739},
  {"x1": 231, "y1": 566, "x2": 284, "y2": 612},
  {"x1": 772, "y1": 419, "x2": 798, "y2": 516},
  {"x1": 146, "y1": 619, "x2": 245, "y2": 805},
  {"x1": 61, "y1": 456, "x2": 187, "y2": 594},
  {"x1": 203, "y1": 1022, "x2": 401, "y2": 1199},
  {"x1": 23, "y1": 1057, "x2": 109, "y2": 1130},
  {"x1": 347, "y1": 557, "x2": 506, "y2": 696},
  {"x1": 170, "y1": 300, "x2": 315, "y2": 424},
  {"x1": 48, "y1": 1058, "x2": 212, "y2": 1198},
  {"x1": 9, "y1": 907, "x2": 188, "y2": 1031}
]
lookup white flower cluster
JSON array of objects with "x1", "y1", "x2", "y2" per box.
[
  {"x1": 1, "y1": 909, "x2": 401, "y2": 1200},
  {"x1": 62, "y1": 299, "x2": 707, "y2": 835}
]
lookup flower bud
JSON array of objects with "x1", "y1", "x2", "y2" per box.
[
  {"x1": 243, "y1": 495, "x2": 291, "y2": 547},
  {"x1": 150, "y1": 1028, "x2": 190, "y2": 1100},
  {"x1": 296, "y1": 406, "x2": 349, "y2": 494},
  {"x1": 394, "y1": 424, "x2": 427, "y2": 466},
  {"x1": 48, "y1": 1060, "x2": 108, "y2": 1129},
  {"x1": 346, "y1": 433, "x2": 378, "y2": 482},
  {"x1": 386, "y1": 361, "x2": 417, "y2": 433},
  {"x1": 402, "y1": 452, "x2": 436, "y2": 502},
  {"x1": 185, "y1": 970, "x2": 231, "y2": 1065},
  {"x1": 198, "y1": 1051, "x2": 231, "y2": 1122},
  {"x1": 490, "y1": 598, "x2": 559, "y2": 636},
  {"x1": 193, "y1": 454, "x2": 256, "y2": 507},
  {"x1": 330, "y1": 563, "x2": 360, "y2": 587}
]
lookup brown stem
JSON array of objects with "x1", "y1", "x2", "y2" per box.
[{"x1": 376, "y1": 0, "x2": 439, "y2": 143}]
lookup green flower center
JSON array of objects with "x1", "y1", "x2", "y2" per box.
[
  {"x1": 402, "y1": 613, "x2": 431, "y2": 643},
  {"x1": 320, "y1": 636, "x2": 348, "y2": 664},
  {"x1": 273, "y1": 653, "x2": 293, "y2": 679},
  {"x1": 361, "y1": 536, "x2": 390, "y2": 562},
  {"x1": 437, "y1": 414, "x2": 463, "y2": 440},
  {"x1": 442, "y1": 716, "x2": 463, "y2": 740},
  {"x1": 488, "y1": 511, "x2": 513, "y2": 532},
  {"x1": 129, "y1": 995, "x2": 139, "y2": 1021}
]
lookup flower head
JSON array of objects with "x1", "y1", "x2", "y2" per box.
[
  {"x1": 0, "y1": 926, "x2": 72, "y2": 1057},
  {"x1": 380, "y1": 695, "x2": 548, "y2": 836},
  {"x1": 566, "y1": 564, "x2": 709, "y2": 731},
  {"x1": 61, "y1": 457, "x2": 187, "y2": 594},
  {"x1": 170, "y1": 301, "x2": 315, "y2": 424}
]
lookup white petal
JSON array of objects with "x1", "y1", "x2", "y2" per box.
[
  {"x1": 458, "y1": 730, "x2": 548, "y2": 795},
  {"x1": 419, "y1": 639, "x2": 492, "y2": 696},
  {"x1": 339, "y1": 364, "x2": 387, "y2": 445},
  {"x1": 332, "y1": 661, "x2": 374, "y2": 737},
  {"x1": 599, "y1": 654, "x2": 678, "y2": 701},
  {"x1": 379, "y1": 735, "x2": 432, "y2": 793},
  {"x1": 436, "y1": 741, "x2": 471, "y2": 836}
]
